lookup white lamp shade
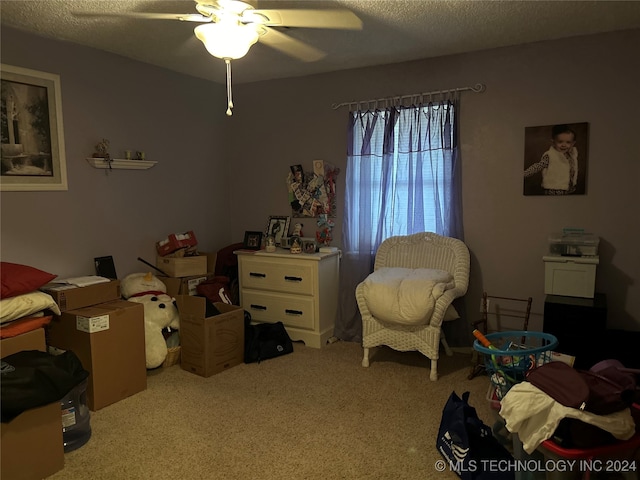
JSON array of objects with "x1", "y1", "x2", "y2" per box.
[{"x1": 194, "y1": 22, "x2": 259, "y2": 60}]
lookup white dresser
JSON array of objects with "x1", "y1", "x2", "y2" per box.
[{"x1": 236, "y1": 248, "x2": 340, "y2": 348}]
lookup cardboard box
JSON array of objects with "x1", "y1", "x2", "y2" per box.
[
  {"x1": 47, "y1": 300, "x2": 147, "y2": 411},
  {"x1": 1, "y1": 328, "x2": 64, "y2": 480},
  {"x1": 156, "y1": 255, "x2": 207, "y2": 278},
  {"x1": 1, "y1": 328, "x2": 46, "y2": 358},
  {"x1": 177, "y1": 296, "x2": 244, "y2": 378},
  {"x1": 543, "y1": 255, "x2": 598, "y2": 298},
  {"x1": 1, "y1": 402, "x2": 64, "y2": 480},
  {"x1": 156, "y1": 230, "x2": 198, "y2": 256},
  {"x1": 41, "y1": 280, "x2": 121, "y2": 312},
  {"x1": 160, "y1": 273, "x2": 215, "y2": 297},
  {"x1": 204, "y1": 251, "x2": 217, "y2": 273}
]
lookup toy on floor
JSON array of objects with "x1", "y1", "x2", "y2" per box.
[{"x1": 121, "y1": 272, "x2": 180, "y2": 369}]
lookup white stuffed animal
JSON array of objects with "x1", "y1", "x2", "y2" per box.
[{"x1": 121, "y1": 272, "x2": 180, "y2": 369}]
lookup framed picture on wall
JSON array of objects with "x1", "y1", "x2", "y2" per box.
[
  {"x1": 265, "y1": 216, "x2": 290, "y2": 246},
  {"x1": 1, "y1": 64, "x2": 68, "y2": 191},
  {"x1": 523, "y1": 122, "x2": 589, "y2": 196}
]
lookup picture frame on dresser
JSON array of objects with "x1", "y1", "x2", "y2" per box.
[
  {"x1": 1, "y1": 64, "x2": 68, "y2": 191},
  {"x1": 302, "y1": 240, "x2": 317, "y2": 254},
  {"x1": 243, "y1": 231, "x2": 263, "y2": 250},
  {"x1": 265, "y1": 216, "x2": 290, "y2": 246}
]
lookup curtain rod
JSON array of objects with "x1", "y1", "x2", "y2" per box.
[{"x1": 331, "y1": 83, "x2": 486, "y2": 110}]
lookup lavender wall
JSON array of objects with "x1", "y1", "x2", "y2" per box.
[
  {"x1": 226, "y1": 29, "x2": 640, "y2": 333},
  {"x1": 1, "y1": 27, "x2": 232, "y2": 278},
  {"x1": 2, "y1": 26, "x2": 639, "y2": 334}
]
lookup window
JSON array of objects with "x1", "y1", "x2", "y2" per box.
[{"x1": 345, "y1": 103, "x2": 456, "y2": 251}]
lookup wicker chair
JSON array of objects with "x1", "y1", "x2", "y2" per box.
[{"x1": 356, "y1": 232, "x2": 470, "y2": 381}]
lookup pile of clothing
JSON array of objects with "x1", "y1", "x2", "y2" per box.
[{"x1": 499, "y1": 359, "x2": 639, "y2": 453}]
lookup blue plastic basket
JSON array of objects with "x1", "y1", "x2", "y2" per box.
[{"x1": 473, "y1": 330, "x2": 558, "y2": 399}]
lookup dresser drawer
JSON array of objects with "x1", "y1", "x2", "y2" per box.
[
  {"x1": 236, "y1": 249, "x2": 339, "y2": 348},
  {"x1": 240, "y1": 258, "x2": 314, "y2": 295},
  {"x1": 242, "y1": 290, "x2": 314, "y2": 330}
]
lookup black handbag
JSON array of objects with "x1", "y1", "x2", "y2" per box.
[
  {"x1": 436, "y1": 391, "x2": 514, "y2": 480},
  {"x1": 244, "y1": 311, "x2": 294, "y2": 364}
]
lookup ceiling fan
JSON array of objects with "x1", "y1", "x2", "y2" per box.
[{"x1": 75, "y1": 0, "x2": 363, "y2": 115}]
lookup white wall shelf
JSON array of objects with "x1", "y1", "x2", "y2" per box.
[{"x1": 86, "y1": 158, "x2": 157, "y2": 170}]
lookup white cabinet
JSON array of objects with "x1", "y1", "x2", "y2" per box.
[{"x1": 236, "y1": 249, "x2": 340, "y2": 348}]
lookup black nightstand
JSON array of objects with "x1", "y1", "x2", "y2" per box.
[{"x1": 543, "y1": 293, "x2": 607, "y2": 369}]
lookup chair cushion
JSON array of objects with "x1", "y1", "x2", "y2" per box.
[{"x1": 361, "y1": 267, "x2": 454, "y2": 325}]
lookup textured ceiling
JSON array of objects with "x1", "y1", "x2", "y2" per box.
[{"x1": 2, "y1": 0, "x2": 640, "y2": 85}]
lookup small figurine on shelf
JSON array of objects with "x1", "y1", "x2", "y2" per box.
[
  {"x1": 290, "y1": 236, "x2": 302, "y2": 254},
  {"x1": 265, "y1": 234, "x2": 276, "y2": 253},
  {"x1": 93, "y1": 138, "x2": 110, "y2": 160},
  {"x1": 292, "y1": 223, "x2": 303, "y2": 237}
]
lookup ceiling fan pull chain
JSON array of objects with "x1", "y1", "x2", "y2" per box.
[{"x1": 225, "y1": 59, "x2": 233, "y2": 116}]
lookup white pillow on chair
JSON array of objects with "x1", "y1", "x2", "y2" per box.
[
  {"x1": 361, "y1": 267, "x2": 454, "y2": 325},
  {"x1": 444, "y1": 305, "x2": 460, "y2": 321}
]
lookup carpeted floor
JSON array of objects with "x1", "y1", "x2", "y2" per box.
[{"x1": 49, "y1": 341, "x2": 496, "y2": 480}]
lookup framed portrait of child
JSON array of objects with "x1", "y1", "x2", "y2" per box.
[{"x1": 523, "y1": 122, "x2": 589, "y2": 196}]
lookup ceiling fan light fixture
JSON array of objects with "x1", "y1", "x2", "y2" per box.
[{"x1": 194, "y1": 21, "x2": 259, "y2": 60}]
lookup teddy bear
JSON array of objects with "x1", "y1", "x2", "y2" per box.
[{"x1": 121, "y1": 272, "x2": 180, "y2": 369}]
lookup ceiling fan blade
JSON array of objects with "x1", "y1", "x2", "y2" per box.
[
  {"x1": 258, "y1": 27, "x2": 326, "y2": 62},
  {"x1": 73, "y1": 12, "x2": 211, "y2": 22},
  {"x1": 247, "y1": 9, "x2": 362, "y2": 30}
]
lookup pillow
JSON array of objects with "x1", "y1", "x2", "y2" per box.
[
  {"x1": 362, "y1": 268, "x2": 454, "y2": 325},
  {"x1": 0, "y1": 291, "x2": 61, "y2": 324},
  {"x1": 1, "y1": 262, "x2": 57, "y2": 299},
  {"x1": 444, "y1": 305, "x2": 460, "y2": 321},
  {"x1": 0, "y1": 315, "x2": 52, "y2": 338}
]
